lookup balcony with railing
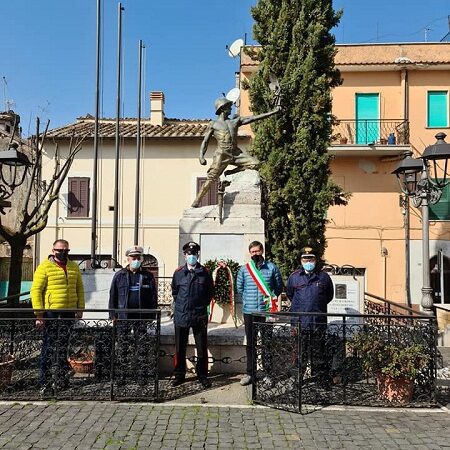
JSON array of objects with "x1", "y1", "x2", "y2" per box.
[{"x1": 331, "y1": 119, "x2": 410, "y2": 155}]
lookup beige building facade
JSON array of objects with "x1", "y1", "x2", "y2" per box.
[{"x1": 42, "y1": 93, "x2": 251, "y2": 278}]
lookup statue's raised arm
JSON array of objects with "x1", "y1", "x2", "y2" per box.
[{"x1": 238, "y1": 105, "x2": 281, "y2": 126}]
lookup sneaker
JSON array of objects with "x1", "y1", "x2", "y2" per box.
[
  {"x1": 198, "y1": 377, "x2": 211, "y2": 389},
  {"x1": 263, "y1": 376, "x2": 275, "y2": 388},
  {"x1": 240, "y1": 375, "x2": 252, "y2": 386},
  {"x1": 40, "y1": 385, "x2": 54, "y2": 399},
  {"x1": 171, "y1": 377, "x2": 185, "y2": 387}
]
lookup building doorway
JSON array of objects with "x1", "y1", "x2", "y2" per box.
[{"x1": 430, "y1": 250, "x2": 450, "y2": 304}]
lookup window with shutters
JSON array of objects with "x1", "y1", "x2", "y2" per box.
[
  {"x1": 67, "y1": 177, "x2": 90, "y2": 218},
  {"x1": 196, "y1": 178, "x2": 218, "y2": 207},
  {"x1": 427, "y1": 91, "x2": 448, "y2": 128},
  {"x1": 429, "y1": 179, "x2": 450, "y2": 220}
]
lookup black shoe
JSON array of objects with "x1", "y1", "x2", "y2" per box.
[
  {"x1": 171, "y1": 377, "x2": 185, "y2": 387},
  {"x1": 198, "y1": 377, "x2": 211, "y2": 389}
]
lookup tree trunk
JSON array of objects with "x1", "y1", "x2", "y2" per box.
[{"x1": 7, "y1": 237, "x2": 26, "y2": 308}]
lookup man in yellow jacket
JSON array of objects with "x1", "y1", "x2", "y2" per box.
[{"x1": 31, "y1": 239, "x2": 85, "y2": 396}]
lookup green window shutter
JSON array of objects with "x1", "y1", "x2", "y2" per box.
[
  {"x1": 355, "y1": 93, "x2": 380, "y2": 144},
  {"x1": 427, "y1": 91, "x2": 448, "y2": 128},
  {"x1": 429, "y1": 180, "x2": 450, "y2": 220}
]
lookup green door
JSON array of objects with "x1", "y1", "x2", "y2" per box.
[{"x1": 356, "y1": 93, "x2": 379, "y2": 144}]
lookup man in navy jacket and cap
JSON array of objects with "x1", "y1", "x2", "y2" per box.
[
  {"x1": 171, "y1": 241, "x2": 214, "y2": 388},
  {"x1": 286, "y1": 246, "x2": 334, "y2": 386},
  {"x1": 108, "y1": 245, "x2": 158, "y2": 384}
]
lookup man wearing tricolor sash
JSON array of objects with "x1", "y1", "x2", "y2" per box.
[{"x1": 236, "y1": 241, "x2": 283, "y2": 386}]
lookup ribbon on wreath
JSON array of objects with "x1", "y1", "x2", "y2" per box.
[
  {"x1": 209, "y1": 264, "x2": 237, "y2": 328},
  {"x1": 245, "y1": 260, "x2": 278, "y2": 313}
]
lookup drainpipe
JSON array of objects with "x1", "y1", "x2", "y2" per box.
[{"x1": 401, "y1": 68, "x2": 409, "y2": 122}]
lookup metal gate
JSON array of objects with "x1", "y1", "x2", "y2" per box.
[{"x1": 252, "y1": 311, "x2": 437, "y2": 413}]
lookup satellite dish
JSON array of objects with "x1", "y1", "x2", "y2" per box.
[
  {"x1": 227, "y1": 38, "x2": 244, "y2": 58},
  {"x1": 226, "y1": 88, "x2": 240, "y2": 104}
]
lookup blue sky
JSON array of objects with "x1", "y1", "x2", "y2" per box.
[{"x1": 1, "y1": 0, "x2": 449, "y2": 133}]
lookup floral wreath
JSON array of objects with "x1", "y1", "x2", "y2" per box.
[{"x1": 203, "y1": 258, "x2": 240, "y2": 327}]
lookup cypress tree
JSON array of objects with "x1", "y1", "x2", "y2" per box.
[{"x1": 248, "y1": 0, "x2": 347, "y2": 276}]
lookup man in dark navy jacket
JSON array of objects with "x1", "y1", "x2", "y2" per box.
[
  {"x1": 108, "y1": 245, "x2": 158, "y2": 384},
  {"x1": 286, "y1": 246, "x2": 334, "y2": 386},
  {"x1": 171, "y1": 241, "x2": 214, "y2": 388}
]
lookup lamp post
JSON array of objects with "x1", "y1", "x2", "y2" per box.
[
  {"x1": 0, "y1": 142, "x2": 32, "y2": 213},
  {"x1": 393, "y1": 133, "x2": 450, "y2": 314}
]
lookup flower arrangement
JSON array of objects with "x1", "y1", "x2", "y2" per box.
[{"x1": 204, "y1": 258, "x2": 240, "y2": 306}]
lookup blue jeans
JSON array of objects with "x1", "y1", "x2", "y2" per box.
[{"x1": 39, "y1": 312, "x2": 75, "y2": 387}]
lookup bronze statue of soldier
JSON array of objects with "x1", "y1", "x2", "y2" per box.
[{"x1": 191, "y1": 97, "x2": 280, "y2": 208}]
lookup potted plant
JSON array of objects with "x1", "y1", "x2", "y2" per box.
[
  {"x1": 68, "y1": 350, "x2": 94, "y2": 375},
  {"x1": 350, "y1": 329, "x2": 431, "y2": 404}
]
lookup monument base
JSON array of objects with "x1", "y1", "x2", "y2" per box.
[
  {"x1": 179, "y1": 171, "x2": 264, "y2": 327},
  {"x1": 160, "y1": 315, "x2": 246, "y2": 375}
]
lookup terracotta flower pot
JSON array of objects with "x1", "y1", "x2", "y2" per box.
[
  {"x1": 68, "y1": 354, "x2": 94, "y2": 374},
  {"x1": 377, "y1": 374, "x2": 414, "y2": 404}
]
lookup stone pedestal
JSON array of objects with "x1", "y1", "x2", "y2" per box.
[
  {"x1": 160, "y1": 315, "x2": 246, "y2": 375},
  {"x1": 179, "y1": 171, "x2": 264, "y2": 326},
  {"x1": 179, "y1": 171, "x2": 264, "y2": 266}
]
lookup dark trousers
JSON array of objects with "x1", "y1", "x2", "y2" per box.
[
  {"x1": 39, "y1": 312, "x2": 75, "y2": 387},
  {"x1": 300, "y1": 328, "x2": 330, "y2": 383},
  {"x1": 174, "y1": 319, "x2": 208, "y2": 379},
  {"x1": 116, "y1": 315, "x2": 152, "y2": 384},
  {"x1": 244, "y1": 314, "x2": 272, "y2": 376}
]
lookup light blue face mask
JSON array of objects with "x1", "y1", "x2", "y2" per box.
[
  {"x1": 302, "y1": 262, "x2": 315, "y2": 272},
  {"x1": 186, "y1": 255, "x2": 198, "y2": 266},
  {"x1": 130, "y1": 260, "x2": 142, "y2": 270}
]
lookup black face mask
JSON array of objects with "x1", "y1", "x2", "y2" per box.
[
  {"x1": 251, "y1": 254, "x2": 264, "y2": 268},
  {"x1": 54, "y1": 250, "x2": 69, "y2": 262}
]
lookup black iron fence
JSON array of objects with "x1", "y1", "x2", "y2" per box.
[
  {"x1": 333, "y1": 119, "x2": 410, "y2": 145},
  {"x1": 251, "y1": 311, "x2": 437, "y2": 413},
  {"x1": 0, "y1": 309, "x2": 160, "y2": 401}
]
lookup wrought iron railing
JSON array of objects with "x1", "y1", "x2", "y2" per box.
[
  {"x1": 364, "y1": 292, "x2": 422, "y2": 317},
  {"x1": 0, "y1": 308, "x2": 160, "y2": 401},
  {"x1": 0, "y1": 277, "x2": 173, "y2": 310},
  {"x1": 332, "y1": 119, "x2": 410, "y2": 145},
  {"x1": 251, "y1": 311, "x2": 437, "y2": 413},
  {"x1": 156, "y1": 277, "x2": 172, "y2": 310}
]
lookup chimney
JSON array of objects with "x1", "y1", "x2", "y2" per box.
[{"x1": 150, "y1": 91, "x2": 165, "y2": 126}]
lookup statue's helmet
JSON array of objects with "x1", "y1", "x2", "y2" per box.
[{"x1": 214, "y1": 97, "x2": 233, "y2": 115}]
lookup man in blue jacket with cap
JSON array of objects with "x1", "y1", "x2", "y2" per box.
[{"x1": 286, "y1": 246, "x2": 334, "y2": 387}]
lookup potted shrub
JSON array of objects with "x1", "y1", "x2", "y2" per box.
[
  {"x1": 350, "y1": 329, "x2": 431, "y2": 404},
  {"x1": 68, "y1": 350, "x2": 94, "y2": 375}
]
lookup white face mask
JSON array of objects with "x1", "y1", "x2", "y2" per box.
[{"x1": 130, "y1": 260, "x2": 141, "y2": 270}]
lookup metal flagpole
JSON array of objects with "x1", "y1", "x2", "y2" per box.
[
  {"x1": 90, "y1": 0, "x2": 101, "y2": 265},
  {"x1": 134, "y1": 40, "x2": 144, "y2": 245},
  {"x1": 112, "y1": 2, "x2": 124, "y2": 267}
]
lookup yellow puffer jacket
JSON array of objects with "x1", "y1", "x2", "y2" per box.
[{"x1": 31, "y1": 258, "x2": 85, "y2": 315}]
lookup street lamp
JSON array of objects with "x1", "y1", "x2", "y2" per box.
[
  {"x1": 0, "y1": 142, "x2": 32, "y2": 213},
  {"x1": 393, "y1": 133, "x2": 450, "y2": 314}
]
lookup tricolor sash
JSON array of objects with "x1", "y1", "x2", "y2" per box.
[{"x1": 245, "y1": 260, "x2": 278, "y2": 312}]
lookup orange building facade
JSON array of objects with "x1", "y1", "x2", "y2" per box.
[{"x1": 240, "y1": 43, "x2": 450, "y2": 306}]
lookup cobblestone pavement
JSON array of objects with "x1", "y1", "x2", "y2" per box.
[{"x1": 0, "y1": 402, "x2": 448, "y2": 449}]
